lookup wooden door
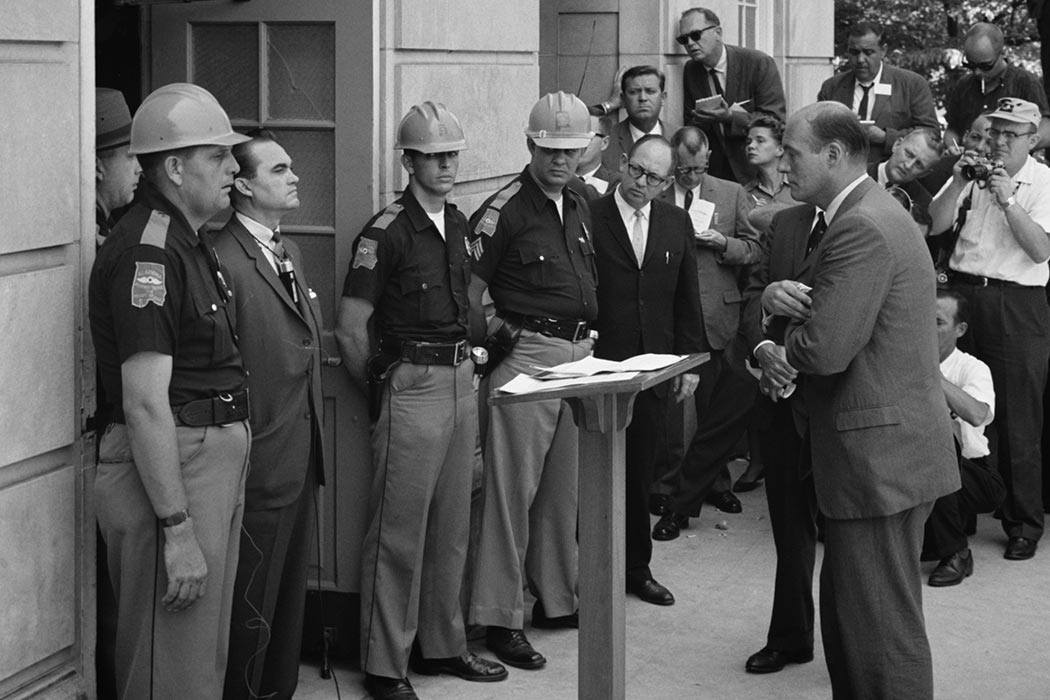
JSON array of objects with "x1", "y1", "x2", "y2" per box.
[{"x1": 149, "y1": 0, "x2": 374, "y2": 592}]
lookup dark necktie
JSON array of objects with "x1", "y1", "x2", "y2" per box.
[
  {"x1": 683, "y1": 188, "x2": 694, "y2": 211},
  {"x1": 806, "y1": 211, "x2": 827, "y2": 257},
  {"x1": 271, "y1": 228, "x2": 299, "y2": 304},
  {"x1": 709, "y1": 68, "x2": 725, "y2": 97},
  {"x1": 856, "y1": 83, "x2": 873, "y2": 120}
]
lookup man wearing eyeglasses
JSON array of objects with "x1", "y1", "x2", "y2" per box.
[
  {"x1": 944, "y1": 22, "x2": 1050, "y2": 151},
  {"x1": 650, "y1": 125, "x2": 762, "y2": 541},
  {"x1": 678, "y1": 7, "x2": 785, "y2": 184},
  {"x1": 816, "y1": 21, "x2": 938, "y2": 165},
  {"x1": 600, "y1": 65, "x2": 669, "y2": 173},
  {"x1": 929, "y1": 97, "x2": 1050, "y2": 563},
  {"x1": 590, "y1": 135, "x2": 704, "y2": 607},
  {"x1": 867, "y1": 127, "x2": 944, "y2": 234}
]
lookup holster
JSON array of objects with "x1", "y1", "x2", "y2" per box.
[
  {"x1": 481, "y1": 315, "x2": 522, "y2": 377},
  {"x1": 366, "y1": 352, "x2": 400, "y2": 422}
]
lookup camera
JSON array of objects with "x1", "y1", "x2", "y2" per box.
[{"x1": 961, "y1": 157, "x2": 1002, "y2": 183}]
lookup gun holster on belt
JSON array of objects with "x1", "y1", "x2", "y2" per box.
[
  {"x1": 481, "y1": 315, "x2": 522, "y2": 377},
  {"x1": 366, "y1": 352, "x2": 400, "y2": 421}
]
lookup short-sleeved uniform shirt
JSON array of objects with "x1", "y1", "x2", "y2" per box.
[
  {"x1": 343, "y1": 187, "x2": 470, "y2": 341},
  {"x1": 468, "y1": 167, "x2": 598, "y2": 322},
  {"x1": 89, "y1": 181, "x2": 246, "y2": 414},
  {"x1": 945, "y1": 64, "x2": 1050, "y2": 136}
]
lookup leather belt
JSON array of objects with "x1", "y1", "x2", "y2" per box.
[
  {"x1": 948, "y1": 270, "x2": 1035, "y2": 289},
  {"x1": 505, "y1": 312, "x2": 591, "y2": 342},
  {"x1": 173, "y1": 388, "x2": 250, "y2": 427},
  {"x1": 380, "y1": 337, "x2": 469, "y2": 366}
]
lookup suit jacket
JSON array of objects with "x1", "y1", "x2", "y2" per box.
[
  {"x1": 591, "y1": 193, "x2": 705, "y2": 365},
  {"x1": 600, "y1": 118, "x2": 667, "y2": 174},
  {"x1": 212, "y1": 216, "x2": 326, "y2": 510},
  {"x1": 683, "y1": 44, "x2": 786, "y2": 183},
  {"x1": 783, "y1": 178, "x2": 958, "y2": 519},
  {"x1": 817, "y1": 64, "x2": 939, "y2": 164},
  {"x1": 866, "y1": 162, "x2": 934, "y2": 231},
  {"x1": 658, "y1": 173, "x2": 761, "y2": 350},
  {"x1": 576, "y1": 163, "x2": 621, "y2": 202}
]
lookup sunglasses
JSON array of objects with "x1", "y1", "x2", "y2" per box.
[
  {"x1": 963, "y1": 58, "x2": 997, "y2": 72},
  {"x1": 676, "y1": 25, "x2": 719, "y2": 46}
]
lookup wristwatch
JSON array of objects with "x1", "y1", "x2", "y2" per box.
[
  {"x1": 159, "y1": 508, "x2": 190, "y2": 528},
  {"x1": 1002, "y1": 195, "x2": 1017, "y2": 210}
]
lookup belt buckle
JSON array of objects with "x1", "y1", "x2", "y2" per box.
[
  {"x1": 572, "y1": 321, "x2": 588, "y2": 342},
  {"x1": 979, "y1": 276, "x2": 990, "y2": 287},
  {"x1": 452, "y1": 340, "x2": 465, "y2": 365}
]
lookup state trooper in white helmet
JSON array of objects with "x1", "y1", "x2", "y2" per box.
[
  {"x1": 88, "y1": 83, "x2": 251, "y2": 698},
  {"x1": 465, "y1": 91, "x2": 598, "y2": 669},
  {"x1": 336, "y1": 101, "x2": 506, "y2": 700}
]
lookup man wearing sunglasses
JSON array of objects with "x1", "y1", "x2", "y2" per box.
[
  {"x1": 816, "y1": 22, "x2": 938, "y2": 165},
  {"x1": 929, "y1": 96, "x2": 1050, "y2": 563},
  {"x1": 944, "y1": 22, "x2": 1050, "y2": 151},
  {"x1": 678, "y1": 7, "x2": 785, "y2": 184}
]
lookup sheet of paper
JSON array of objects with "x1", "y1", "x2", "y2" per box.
[
  {"x1": 615, "y1": 353, "x2": 683, "y2": 372},
  {"x1": 498, "y1": 371, "x2": 641, "y2": 395},
  {"x1": 530, "y1": 353, "x2": 684, "y2": 379},
  {"x1": 689, "y1": 198, "x2": 715, "y2": 232}
]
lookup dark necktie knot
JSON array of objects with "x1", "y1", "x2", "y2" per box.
[
  {"x1": 709, "y1": 68, "x2": 724, "y2": 97},
  {"x1": 270, "y1": 229, "x2": 288, "y2": 260},
  {"x1": 807, "y1": 212, "x2": 827, "y2": 256},
  {"x1": 857, "y1": 83, "x2": 873, "y2": 120},
  {"x1": 683, "y1": 188, "x2": 694, "y2": 211}
]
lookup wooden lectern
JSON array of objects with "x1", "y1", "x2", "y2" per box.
[{"x1": 491, "y1": 353, "x2": 708, "y2": 700}]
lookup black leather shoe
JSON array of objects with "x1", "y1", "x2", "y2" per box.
[
  {"x1": 1004, "y1": 536, "x2": 1038, "y2": 560},
  {"x1": 744, "y1": 647, "x2": 814, "y2": 674},
  {"x1": 733, "y1": 474, "x2": 764, "y2": 493},
  {"x1": 485, "y1": 627, "x2": 546, "y2": 669},
  {"x1": 627, "y1": 576, "x2": 675, "y2": 605},
  {"x1": 412, "y1": 652, "x2": 508, "y2": 682},
  {"x1": 649, "y1": 493, "x2": 673, "y2": 516},
  {"x1": 707, "y1": 490, "x2": 743, "y2": 513},
  {"x1": 363, "y1": 674, "x2": 419, "y2": 699},
  {"x1": 531, "y1": 599, "x2": 578, "y2": 629},
  {"x1": 652, "y1": 512, "x2": 690, "y2": 541},
  {"x1": 928, "y1": 548, "x2": 973, "y2": 587}
]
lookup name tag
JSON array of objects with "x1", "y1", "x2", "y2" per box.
[{"x1": 874, "y1": 82, "x2": 893, "y2": 96}]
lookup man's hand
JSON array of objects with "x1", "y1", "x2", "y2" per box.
[
  {"x1": 951, "y1": 150, "x2": 982, "y2": 185},
  {"x1": 988, "y1": 166, "x2": 1018, "y2": 208},
  {"x1": 864, "y1": 123, "x2": 887, "y2": 145},
  {"x1": 755, "y1": 343, "x2": 798, "y2": 388},
  {"x1": 762, "y1": 280, "x2": 812, "y2": 320},
  {"x1": 758, "y1": 371, "x2": 782, "y2": 402},
  {"x1": 691, "y1": 105, "x2": 731, "y2": 123},
  {"x1": 162, "y1": 518, "x2": 208, "y2": 612},
  {"x1": 673, "y1": 372, "x2": 700, "y2": 403},
  {"x1": 695, "y1": 229, "x2": 728, "y2": 251}
]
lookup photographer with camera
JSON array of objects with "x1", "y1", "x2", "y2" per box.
[{"x1": 928, "y1": 96, "x2": 1050, "y2": 562}]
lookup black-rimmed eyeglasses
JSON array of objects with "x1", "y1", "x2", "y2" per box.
[
  {"x1": 626, "y1": 162, "x2": 669, "y2": 187},
  {"x1": 676, "y1": 25, "x2": 719, "y2": 46}
]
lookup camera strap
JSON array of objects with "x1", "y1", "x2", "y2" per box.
[{"x1": 934, "y1": 182, "x2": 974, "y2": 281}]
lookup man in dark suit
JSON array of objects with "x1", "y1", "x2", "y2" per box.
[
  {"x1": 592, "y1": 135, "x2": 704, "y2": 605},
  {"x1": 817, "y1": 21, "x2": 939, "y2": 164},
  {"x1": 774, "y1": 101, "x2": 959, "y2": 697},
  {"x1": 737, "y1": 202, "x2": 818, "y2": 675},
  {"x1": 678, "y1": 7, "x2": 786, "y2": 183},
  {"x1": 212, "y1": 131, "x2": 327, "y2": 700},
  {"x1": 867, "y1": 127, "x2": 943, "y2": 234},
  {"x1": 600, "y1": 65, "x2": 669, "y2": 173},
  {"x1": 650, "y1": 126, "x2": 761, "y2": 539}
]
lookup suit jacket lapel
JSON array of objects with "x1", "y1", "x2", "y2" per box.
[
  {"x1": 870, "y1": 66, "x2": 893, "y2": 124},
  {"x1": 596, "y1": 198, "x2": 637, "y2": 264},
  {"x1": 230, "y1": 219, "x2": 304, "y2": 320},
  {"x1": 802, "y1": 178, "x2": 876, "y2": 277}
]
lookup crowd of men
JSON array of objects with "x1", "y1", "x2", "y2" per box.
[{"x1": 89, "y1": 6, "x2": 1050, "y2": 700}]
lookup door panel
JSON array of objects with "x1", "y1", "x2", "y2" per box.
[{"x1": 150, "y1": 0, "x2": 374, "y2": 592}]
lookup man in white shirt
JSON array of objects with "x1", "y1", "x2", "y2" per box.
[
  {"x1": 923, "y1": 288, "x2": 1006, "y2": 586},
  {"x1": 928, "y1": 96, "x2": 1050, "y2": 562},
  {"x1": 600, "y1": 65, "x2": 668, "y2": 173}
]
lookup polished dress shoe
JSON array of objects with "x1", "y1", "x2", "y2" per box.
[
  {"x1": 412, "y1": 652, "x2": 508, "y2": 682},
  {"x1": 744, "y1": 646, "x2": 814, "y2": 674},
  {"x1": 707, "y1": 490, "x2": 743, "y2": 513},
  {"x1": 652, "y1": 511, "x2": 690, "y2": 541},
  {"x1": 531, "y1": 599, "x2": 578, "y2": 629},
  {"x1": 363, "y1": 674, "x2": 419, "y2": 699},
  {"x1": 485, "y1": 627, "x2": 546, "y2": 669},
  {"x1": 928, "y1": 548, "x2": 973, "y2": 587},
  {"x1": 733, "y1": 473, "x2": 764, "y2": 493},
  {"x1": 627, "y1": 576, "x2": 675, "y2": 606},
  {"x1": 649, "y1": 493, "x2": 673, "y2": 516},
  {"x1": 1004, "y1": 536, "x2": 1037, "y2": 560}
]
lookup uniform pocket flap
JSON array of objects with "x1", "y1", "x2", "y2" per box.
[
  {"x1": 516, "y1": 242, "x2": 556, "y2": 265},
  {"x1": 399, "y1": 273, "x2": 444, "y2": 294},
  {"x1": 835, "y1": 405, "x2": 902, "y2": 431}
]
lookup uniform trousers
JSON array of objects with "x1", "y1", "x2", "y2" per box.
[
  {"x1": 821, "y1": 502, "x2": 935, "y2": 700},
  {"x1": 922, "y1": 454, "x2": 1006, "y2": 560},
  {"x1": 469, "y1": 330, "x2": 594, "y2": 628},
  {"x1": 665, "y1": 349, "x2": 757, "y2": 516},
  {"x1": 95, "y1": 420, "x2": 249, "y2": 700},
  {"x1": 757, "y1": 397, "x2": 817, "y2": 654},
  {"x1": 224, "y1": 468, "x2": 318, "y2": 699},
  {"x1": 360, "y1": 359, "x2": 475, "y2": 678},
  {"x1": 957, "y1": 283, "x2": 1050, "y2": 541}
]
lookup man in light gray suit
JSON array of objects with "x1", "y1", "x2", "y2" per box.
[{"x1": 769, "y1": 101, "x2": 959, "y2": 697}]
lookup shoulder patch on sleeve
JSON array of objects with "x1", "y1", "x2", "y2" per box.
[
  {"x1": 371, "y1": 203, "x2": 404, "y2": 231},
  {"x1": 139, "y1": 210, "x2": 170, "y2": 249},
  {"x1": 353, "y1": 237, "x2": 379, "y2": 270},
  {"x1": 473, "y1": 181, "x2": 522, "y2": 238},
  {"x1": 131, "y1": 261, "x2": 167, "y2": 308}
]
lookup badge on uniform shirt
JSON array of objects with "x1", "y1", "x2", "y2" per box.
[
  {"x1": 353, "y1": 237, "x2": 378, "y2": 270},
  {"x1": 477, "y1": 209, "x2": 499, "y2": 237},
  {"x1": 468, "y1": 237, "x2": 485, "y2": 261},
  {"x1": 131, "y1": 261, "x2": 167, "y2": 308}
]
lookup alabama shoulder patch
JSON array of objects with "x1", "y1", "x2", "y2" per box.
[
  {"x1": 353, "y1": 237, "x2": 379, "y2": 270},
  {"x1": 131, "y1": 261, "x2": 167, "y2": 308}
]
